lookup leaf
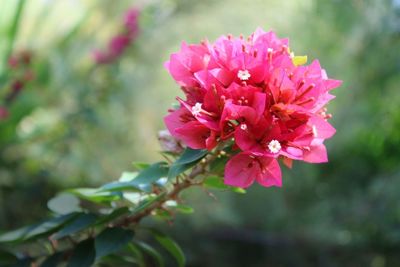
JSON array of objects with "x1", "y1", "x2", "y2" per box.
[
  {"x1": 40, "y1": 253, "x2": 63, "y2": 267},
  {"x1": 150, "y1": 229, "x2": 185, "y2": 267},
  {"x1": 230, "y1": 187, "x2": 246, "y2": 194},
  {"x1": 100, "y1": 181, "x2": 144, "y2": 193},
  {"x1": 132, "y1": 162, "x2": 151, "y2": 171},
  {"x1": 132, "y1": 162, "x2": 169, "y2": 185},
  {"x1": 53, "y1": 213, "x2": 97, "y2": 239},
  {"x1": 47, "y1": 193, "x2": 82, "y2": 215},
  {"x1": 134, "y1": 241, "x2": 164, "y2": 267},
  {"x1": 95, "y1": 207, "x2": 130, "y2": 226},
  {"x1": 67, "y1": 239, "x2": 95, "y2": 267},
  {"x1": 203, "y1": 176, "x2": 229, "y2": 190},
  {"x1": 127, "y1": 244, "x2": 145, "y2": 267},
  {"x1": 95, "y1": 227, "x2": 134, "y2": 260},
  {"x1": 101, "y1": 162, "x2": 169, "y2": 193},
  {"x1": 168, "y1": 148, "x2": 207, "y2": 178},
  {"x1": 66, "y1": 188, "x2": 121, "y2": 203},
  {"x1": 23, "y1": 213, "x2": 78, "y2": 240},
  {"x1": 132, "y1": 193, "x2": 166, "y2": 215},
  {"x1": 0, "y1": 225, "x2": 36, "y2": 243},
  {"x1": 175, "y1": 204, "x2": 194, "y2": 214},
  {"x1": 209, "y1": 156, "x2": 229, "y2": 174}
]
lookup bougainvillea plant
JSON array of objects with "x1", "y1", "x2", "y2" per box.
[{"x1": 0, "y1": 28, "x2": 341, "y2": 267}]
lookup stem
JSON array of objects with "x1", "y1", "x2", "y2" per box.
[{"x1": 117, "y1": 152, "x2": 218, "y2": 227}]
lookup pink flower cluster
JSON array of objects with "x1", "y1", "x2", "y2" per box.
[
  {"x1": 1, "y1": 50, "x2": 34, "y2": 121},
  {"x1": 93, "y1": 8, "x2": 140, "y2": 64},
  {"x1": 164, "y1": 28, "x2": 341, "y2": 188}
]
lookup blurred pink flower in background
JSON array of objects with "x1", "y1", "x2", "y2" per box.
[{"x1": 93, "y1": 8, "x2": 140, "y2": 65}]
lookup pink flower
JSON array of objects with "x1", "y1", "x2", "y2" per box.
[
  {"x1": 93, "y1": 7, "x2": 140, "y2": 65},
  {"x1": 164, "y1": 28, "x2": 342, "y2": 188},
  {"x1": 224, "y1": 153, "x2": 282, "y2": 188},
  {"x1": 124, "y1": 8, "x2": 140, "y2": 37},
  {"x1": 0, "y1": 107, "x2": 8, "y2": 120}
]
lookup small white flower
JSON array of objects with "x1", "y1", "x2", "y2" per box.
[
  {"x1": 267, "y1": 48, "x2": 273, "y2": 53},
  {"x1": 191, "y1": 102, "x2": 202, "y2": 116},
  {"x1": 240, "y1": 124, "x2": 247, "y2": 130},
  {"x1": 268, "y1": 140, "x2": 281, "y2": 154},
  {"x1": 237, "y1": 69, "x2": 251, "y2": 81}
]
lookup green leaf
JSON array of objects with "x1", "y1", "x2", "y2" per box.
[
  {"x1": 23, "y1": 213, "x2": 79, "y2": 240},
  {"x1": 47, "y1": 193, "x2": 82, "y2": 215},
  {"x1": 67, "y1": 239, "x2": 95, "y2": 267},
  {"x1": 95, "y1": 207, "x2": 130, "y2": 226},
  {"x1": 127, "y1": 244, "x2": 145, "y2": 267},
  {"x1": 0, "y1": 225, "x2": 36, "y2": 243},
  {"x1": 66, "y1": 188, "x2": 121, "y2": 203},
  {"x1": 132, "y1": 193, "x2": 166, "y2": 215},
  {"x1": 168, "y1": 148, "x2": 207, "y2": 179},
  {"x1": 150, "y1": 229, "x2": 185, "y2": 267},
  {"x1": 53, "y1": 213, "x2": 97, "y2": 239},
  {"x1": 101, "y1": 162, "x2": 169, "y2": 193},
  {"x1": 203, "y1": 176, "x2": 229, "y2": 190},
  {"x1": 132, "y1": 162, "x2": 169, "y2": 184},
  {"x1": 230, "y1": 187, "x2": 246, "y2": 194},
  {"x1": 132, "y1": 162, "x2": 151, "y2": 171},
  {"x1": 95, "y1": 227, "x2": 134, "y2": 260},
  {"x1": 100, "y1": 181, "x2": 144, "y2": 193},
  {"x1": 209, "y1": 156, "x2": 229, "y2": 174},
  {"x1": 175, "y1": 204, "x2": 194, "y2": 214},
  {"x1": 0, "y1": 250, "x2": 17, "y2": 265},
  {"x1": 0, "y1": 213, "x2": 78, "y2": 242},
  {"x1": 40, "y1": 253, "x2": 63, "y2": 267},
  {"x1": 134, "y1": 241, "x2": 164, "y2": 267}
]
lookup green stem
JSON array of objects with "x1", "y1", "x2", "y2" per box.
[{"x1": 6, "y1": 0, "x2": 25, "y2": 61}]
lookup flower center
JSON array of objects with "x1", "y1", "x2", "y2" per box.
[
  {"x1": 268, "y1": 140, "x2": 281, "y2": 154},
  {"x1": 191, "y1": 103, "x2": 202, "y2": 116},
  {"x1": 240, "y1": 124, "x2": 247, "y2": 130},
  {"x1": 237, "y1": 69, "x2": 251, "y2": 81}
]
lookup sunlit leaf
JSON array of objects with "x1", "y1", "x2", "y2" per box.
[
  {"x1": 175, "y1": 204, "x2": 194, "y2": 214},
  {"x1": 132, "y1": 162, "x2": 151, "y2": 171},
  {"x1": 66, "y1": 188, "x2": 122, "y2": 203},
  {"x1": 47, "y1": 193, "x2": 82, "y2": 215}
]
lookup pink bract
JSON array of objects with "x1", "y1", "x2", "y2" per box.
[{"x1": 164, "y1": 28, "x2": 342, "y2": 188}]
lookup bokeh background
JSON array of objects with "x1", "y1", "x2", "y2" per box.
[{"x1": 1, "y1": 0, "x2": 400, "y2": 266}]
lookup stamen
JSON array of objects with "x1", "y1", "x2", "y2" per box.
[
  {"x1": 268, "y1": 140, "x2": 281, "y2": 154},
  {"x1": 237, "y1": 69, "x2": 251, "y2": 81},
  {"x1": 191, "y1": 103, "x2": 202, "y2": 116}
]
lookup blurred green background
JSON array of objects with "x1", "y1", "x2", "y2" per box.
[{"x1": 1, "y1": 0, "x2": 400, "y2": 266}]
